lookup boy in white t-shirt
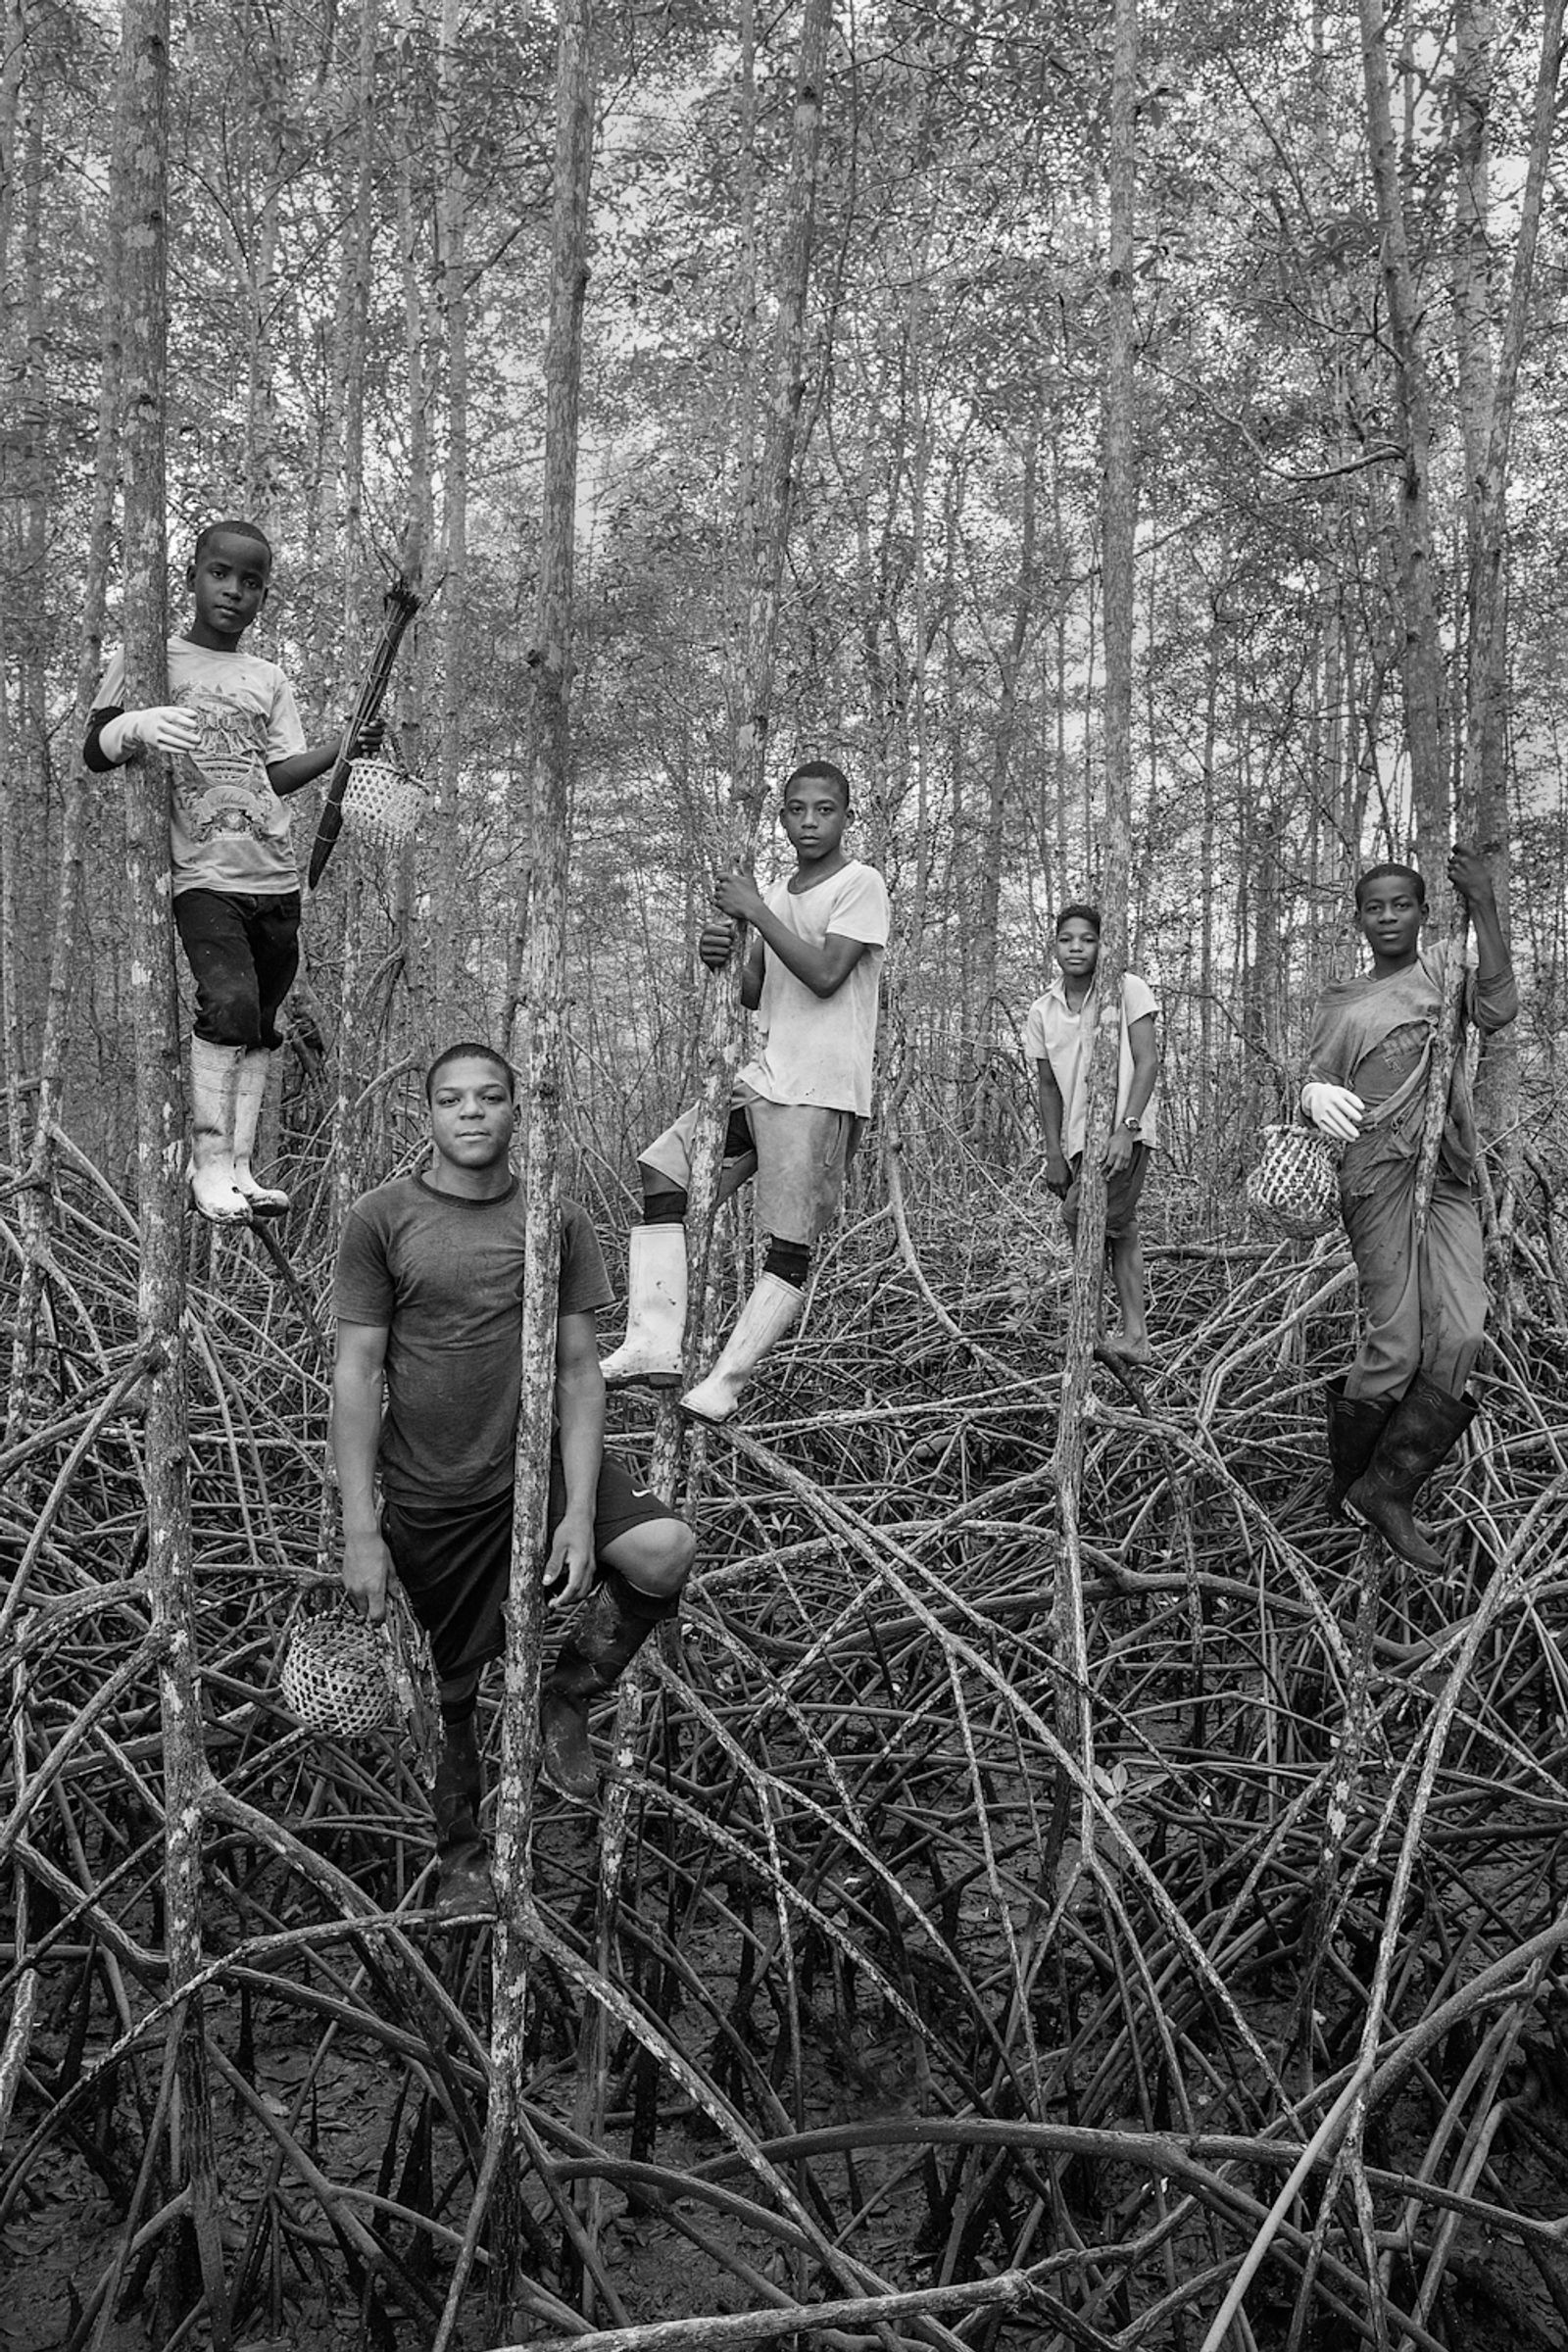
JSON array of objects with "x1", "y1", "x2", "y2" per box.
[
  {"x1": 85, "y1": 518, "x2": 378, "y2": 1224},
  {"x1": 603, "y1": 760, "x2": 891, "y2": 1421},
  {"x1": 1022, "y1": 905, "x2": 1160, "y2": 1362}
]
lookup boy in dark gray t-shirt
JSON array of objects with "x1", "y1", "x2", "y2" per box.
[{"x1": 331, "y1": 1044, "x2": 695, "y2": 1914}]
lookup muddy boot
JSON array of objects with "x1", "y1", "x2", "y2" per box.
[
  {"x1": 680, "y1": 1274, "x2": 803, "y2": 1424},
  {"x1": 231, "y1": 1048, "x2": 290, "y2": 1216},
  {"x1": 600, "y1": 1223, "x2": 688, "y2": 1387},
  {"x1": 187, "y1": 1038, "x2": 251, "y2": 1225},
  {"x1": 1324, "y1": 1378, "x2": 1396, "y2": 1519},
  {"x1": 432, "y1": 1713, "x2": 494, "y2": 1918},
  {"x1": 539, "y1": 1573, "x2": 679, "y2": 1804},
  {"x1": 1344, "y1": 1374, "x2": 1478, "y2": 1571}
]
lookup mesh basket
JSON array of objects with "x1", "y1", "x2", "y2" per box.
[
  {"x1": 342, "y1": 757, "x2": 429, "y2": 850},
  {"x1": 1246, "y1": 1122, "x2": 1340, "y2": 1241},
  {"x1": 281, "y1": 1612, "x2": 395, "y2": 1738}
]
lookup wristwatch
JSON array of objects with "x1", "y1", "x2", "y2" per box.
[{"x1": 1122, "y1": 1114, "x2": 1143, "y2": 1135}]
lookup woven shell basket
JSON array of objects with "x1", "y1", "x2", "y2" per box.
[
  {"x1": 342, "y1": 757, "x2": 429, "y2": 850},
  {"x1": 1246, "y1": 1122, "x2": 1340, "y2": 1242},
  {"x1": 281, "y1": 1613, "x2": 396, "y2": 1739}
]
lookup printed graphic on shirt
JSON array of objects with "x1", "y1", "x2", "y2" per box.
[
  {"x1": 172, "y1": 689, "x2": 286, "y2": 846},
  {"x1": 94, "y1": 638, "x2": 309, "y2": 895}
]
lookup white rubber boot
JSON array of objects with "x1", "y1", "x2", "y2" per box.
[
  {"x1": 231, "y1": 1048, "x2": 291, "y2": 1216},
  {"x1": 681, "y1": 1274, "x2": 803, "y2": 1423},
  {"x1": 601, "y1": 1224, "x2": 688, "y2": 1386},
  {"x1": 188, "y1": 1039, "x2": 252, "y2": 1224}
]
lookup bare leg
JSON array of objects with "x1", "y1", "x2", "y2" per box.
[{"x1": 1105, "y1": 1232, "x2": 1152, "y2": 1361}]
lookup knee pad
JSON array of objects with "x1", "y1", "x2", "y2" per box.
[
  {"x1": 763, "y1": 1236, "x2": 810, "y2": 1288},
  {"x1": 643, "y1": 1189, "x2": 688, "y2": 1225}
]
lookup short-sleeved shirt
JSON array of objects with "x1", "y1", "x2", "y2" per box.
[
  {"x1": 332, "y1": 1173, "x2": 614, "y2": 1505},
  {"x1": 93, "y1": 635, "x2": 308, "y2": 897},
  {"x1": 1022, "y1": 971, "x2": 1160, "y2": 1158},
  {"x1": 1306, "y1": 943, "x2": 1518, "y2": 1189},
  {"x1": 739, "y1": 859, "x2": 890, "y2": 1117}
]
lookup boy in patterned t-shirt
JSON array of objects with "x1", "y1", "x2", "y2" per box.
[
  {"x1": 601, "y1": 760, "x2": 891, "y2": 1421},
  {"x1": 85, "y1": 518, "x2": 378, "y2": 1223}
]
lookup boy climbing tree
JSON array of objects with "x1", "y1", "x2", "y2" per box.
[
  {"x1": 603, "y1": 759, "x2": 890, "y2": 1421},
  {"x1": 1300, "y1": 850, "x2": 1517, "y2": 1564},
  {"x1": 84, "y1": 518, "x2": 381, "y2": 1222}
]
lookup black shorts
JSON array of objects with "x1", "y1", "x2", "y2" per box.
[
  {"x1": 381, "y1": 1448, "x2": 682, "y2": 1681},
  {"x1": 1062, "y1": 1144, "x2": 1149, "y2": 1243}
]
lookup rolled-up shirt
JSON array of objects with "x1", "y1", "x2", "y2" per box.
[{"x1": 1305, "y1": 945, "x2": 1518, "y2": 1187}]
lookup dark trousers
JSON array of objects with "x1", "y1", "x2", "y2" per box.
[
  {"x1": 173, "y1": 889, "x2": 301, "y2": 1049},
  {"x1": 1340, "y1": 1163, "x2": 1488, "y2": 1400}
]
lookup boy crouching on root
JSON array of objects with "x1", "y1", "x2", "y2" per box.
[
  {"x1": 330, "y1": 1046, "x2": 696, "y2": 1916},
  {"x1": 85, "y1": 518, "x2": 380, "y2": 1223},
  {"x1": 602, "y1": 760, "x2": 891, "y2": 1421}
]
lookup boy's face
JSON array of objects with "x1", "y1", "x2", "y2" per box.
[
  {"x1": 187, "y1": 529, "x2": 271, "y2": 649},
  {"x1": 780, "y1": 773, "x2": 849, "y2": 864},
  {"x1": 1356, "y1": 874, "x2": 1424, "y2": 962},
  {"x1": 1054, "y1": 918, "x2": 1101, "y2": 982},
  {"x1": 427, "y1": 1059, "x2": 518, "y2": 1172}
]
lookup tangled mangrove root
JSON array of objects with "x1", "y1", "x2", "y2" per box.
[{"x1": 4, "y1": 1134, "x2": 1568, "y2": 2349}]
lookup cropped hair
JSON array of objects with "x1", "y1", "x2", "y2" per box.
[
  {"x1": 1054, "y1": 903, "x2": 1102, "y2": 938},
  {"x1": 193, "y1": 517, "x2": 273, "y2": 567},
  {"x1": 784, "y1": 759, "x2": 852, "y2": 810},
  {"x1": 424, "y1": 1042, "x2": 516, "y2": 1102},
  {"x1": 1354, "y1": 862, "x2": 1426, "y2": 909}
]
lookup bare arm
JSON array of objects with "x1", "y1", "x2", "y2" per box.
[
  {"x1": 268, "y1": 741, "x2": 342, "y2": 798},
  {"x1": 1123, "y1": 1013, "x2": 1158, "y2": 1121},
  {"x1": 1105, "y1": 1012, "x2": 1159, "y2": 1172},
  {"x1": 268, "y1": 714, "x2": 382, "y2": 800},
  {"x1": 1036, "y1": 1061, "x2": 1065, "y2": 1154},
  {"x1": 545, "y1": 1311, "x2": 605, "y2": 1610},
  {"x1": 330, "y1": 1320, "x2": 391, "y2": 1621},
  {"x1": 1036, "y1": 1061, "x2": 1070, "y2": 1196},
  {"x1": 1449, "y1": 845, "x2": 1518, "y2": 1031},
  {"x1": 712, "y1": 871, "x2": 869, "y2": 1000}
]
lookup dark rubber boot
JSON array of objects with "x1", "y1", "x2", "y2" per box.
[
  {"x1": 432, "y1": 1714, "x2": 494, "y2": 1918},
  {"x1": 1344, "y1": 1375, "x2": 1478, "y2": 1570},
  {"x1": 1324, "y1": 1378, "x2": 1396, "y2": 1517},
  {"x1": 539, "y1": 1572, "x2": 679, "y2": 1805}
]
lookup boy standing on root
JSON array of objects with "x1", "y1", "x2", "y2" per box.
[
  {"x1": 85, "y1": 519, "x2": 380, "y2": 1223},
  {"x1": 602, "y1": 760, "x2": 890, "y2": 1422},
  {"x1": 1300, "y1": 850, "x2": 1517, "y2": 1568},
  {"x1": 330, "y1": 1046, "x2": 696, "y2": 1913},
  {"x1": 1023, "y1": 906, "x2": 1160, "y2": 1363}
]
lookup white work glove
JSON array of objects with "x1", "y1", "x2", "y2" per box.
[
  {"x1": 1300, "y1": 1081, "x2": 1364, "y2": 1143},
  {"x1": 98, "y1": 705, "x2": 202, "y2": 762}
]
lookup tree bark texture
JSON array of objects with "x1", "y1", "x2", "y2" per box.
[
  {"x1": 1357, "y1": 0, "x2": 1450, "y2": 876},
  {"x1": 678, "y1": 0, "x2": 835, "y2": 1389},
  {"x1": 1413, "y1": 0, "x2": 1560, "y2": 1237},
  {"x1": 1051, "y1": 0, "x2": 1138, "y2": 1780},
  {"x1": 6, "y1": 99, "x2": 126, "y2": 1438},
  {"x1": 118, "y1": 0, "x2": 229, "y2": 2335},
  {"x1": 483, "y1": 1, "x2": 595, "y2": 2336},
  {"x1": 1452, "y1": 0, "x2": 1562, "y2": 1159}
]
